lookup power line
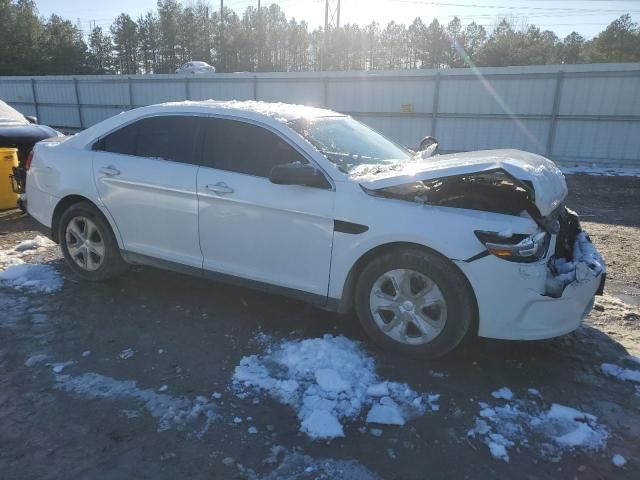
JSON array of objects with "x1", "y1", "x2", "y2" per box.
[{"x1": 386, "y1": 0, "x2": 640, "y2": 13}]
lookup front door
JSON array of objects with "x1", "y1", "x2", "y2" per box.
[{"x1": 197, "y1": 117, "x2": 335, "y2": 299}]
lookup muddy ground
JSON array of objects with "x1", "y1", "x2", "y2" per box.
[{"x1": 0, "y1": 174, "x2": 639, "y2": 479}]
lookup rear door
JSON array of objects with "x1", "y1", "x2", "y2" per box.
[
  {"x1": 92, "y1": 115, "x2": 204, "y2": 268},
  {"x1": 197, "y1": 117, "x2": 335, "y2": 299}
]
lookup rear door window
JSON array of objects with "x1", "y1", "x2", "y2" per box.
[
  {"x1": 202, "y1": 118, "x2": 307, "y2": 177},
  {"x1": 98, "y1": 122, "x2": 139, "y2": 155},
  {"x1": 96, "y1": 115, "x2": 203, "y2": 165}
]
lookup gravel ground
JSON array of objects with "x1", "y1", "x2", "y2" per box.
[{"x1": 0, "y1": 174, "x2": 639, "y2": 479}]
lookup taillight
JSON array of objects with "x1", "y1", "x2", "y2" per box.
[{"x1": 25, "y1": 151, "x2": 34, "y2": 170}]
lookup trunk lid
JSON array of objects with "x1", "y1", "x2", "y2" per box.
[{"x1": 353, "y1": 149, "x2": 567, "y2": 217}]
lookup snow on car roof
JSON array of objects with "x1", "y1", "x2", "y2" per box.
[
  {"x1": 161, "y1": 100, "x2": 342, "y2": 122},
  {"x1": 0, "y1": 100, "x2": 28, "y2": 126}
]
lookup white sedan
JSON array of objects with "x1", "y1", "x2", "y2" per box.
[
  {"x1": 174, "y1": 61, "x2": 216, "y2": 74},
  {"x1": 24, "y1": 101, "x2": 605, "y2": 357}
]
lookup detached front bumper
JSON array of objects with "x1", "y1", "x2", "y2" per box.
[{"x1": 455, "y1": 227, "x2": 605, "y2": 341}]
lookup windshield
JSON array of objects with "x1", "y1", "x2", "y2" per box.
[
  {"x1": 0, "y1": 100, "x2": 28, "y2": 127},
  {"x1": 290, "y1": 116, "x2": 413, "y2": 174}
]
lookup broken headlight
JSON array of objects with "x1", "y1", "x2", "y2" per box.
[{"x1": 474, "y1": 229, "x2": 550, "y2": 263}]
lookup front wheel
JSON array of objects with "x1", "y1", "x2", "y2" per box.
[
  {"x1": 354, "y1": 248, "x2": 476, "y2": 358},
  {"x1": 59, "y1": 202, "x2": 128, "y2": 281}
]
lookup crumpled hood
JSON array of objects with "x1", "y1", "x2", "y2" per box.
[{"x1": 354, "y1": 149, "x2": 568, "y2": 217}]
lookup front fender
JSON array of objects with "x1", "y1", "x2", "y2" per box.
[{"x1": 328, "y1": 191, "x2": 538, "y2": 300}]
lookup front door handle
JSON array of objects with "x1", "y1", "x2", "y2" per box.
[
  {"x1": 99, "y1": 166, "x2": 120, "y2": 176},
  {"x1": 205, "y1": 182, "x2": 234, "y2": 194}
]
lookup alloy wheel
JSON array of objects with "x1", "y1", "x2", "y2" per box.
[
  {"x1": 65, "y1": 216, "x2": 105, "y2": 271},
  {"x1": 369, "y1": 268, "x2": 447, "y2": 345}
]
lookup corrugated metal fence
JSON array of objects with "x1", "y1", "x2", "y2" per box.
[{"x1": 2, "y1": 63, "x2": 639, "y2": 166}]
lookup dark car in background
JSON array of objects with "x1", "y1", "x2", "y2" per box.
[{"x1": 0, "y1": 100, "x2": 61, "y2": 198}]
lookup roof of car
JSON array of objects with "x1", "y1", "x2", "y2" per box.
[
  {"x1": 0, "y1": 100, "x2": 28, "y2": 126},
  {"x1": 159, "y1": 100, "x2": 343, "y2": 122}
]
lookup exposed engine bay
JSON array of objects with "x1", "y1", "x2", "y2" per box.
[{"x1": 364, "y1": 169, "x2": 534, "y2": 216}]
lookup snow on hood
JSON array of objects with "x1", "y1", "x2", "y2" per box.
[{"x1": 354, "y1": 149, "x2": 568, "y2": 217}]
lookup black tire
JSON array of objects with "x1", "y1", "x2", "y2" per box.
[
  {"x1": 58, "y1": 201, "x2": 128, "y2": 281},
  {"x1": 354, "y1": 247, "x2": 476, "y2": 358}
]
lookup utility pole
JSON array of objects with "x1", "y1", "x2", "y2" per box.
[
  {"x1": 220, "y1": 0, "x2": 224, "y2": 72},
  {"x1": 324, "y1": 0, "x2": 341, "y2": 30},
  {"x1": 205, "y1": 6, "x2": 210, "y2": 64},
  {"x1": 257, "y1": 0, "x2": 262, "y2": 71},
  {"x1": 323, "y1": 0, "x2": 341, "y2": 70}
]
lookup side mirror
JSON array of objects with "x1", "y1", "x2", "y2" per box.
[
  {"x1": 25, "y1": 115, "x2": 38, "y2": 124},
  {"x1": 419, "y1": 135, "x2": 439, "y2": 158},
  {"x1": 270, "y1": 163, "x2": 329, "y2": 188}
]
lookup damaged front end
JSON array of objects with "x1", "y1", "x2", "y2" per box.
[{"x1": 363, "y1": 169, "x2": 605, "y2": 299}]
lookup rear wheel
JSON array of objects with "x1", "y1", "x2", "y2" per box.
[
  {"x1": 59, "y1": 202, "x2": 128, "y2": 281},
  {"x1": 354, "y1": 247, "x2": 476, "y2": 358}
]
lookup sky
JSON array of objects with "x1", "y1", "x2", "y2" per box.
[{"x1": 34, "y1": 0, "x2": 640, "y2": 39}]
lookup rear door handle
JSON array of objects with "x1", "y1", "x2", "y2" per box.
[
  {"x1": 99, "y1": 166, "x2": 120, "y2": 176},
  {"x1": 205, "y1": 182, "x2": 234, "y2": 194}
]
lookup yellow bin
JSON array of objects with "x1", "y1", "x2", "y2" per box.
[{"x1": 0, "y1": 147, "x2": 19, "y2": 210}]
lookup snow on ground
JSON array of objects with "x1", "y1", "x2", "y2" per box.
[
  {"x1": 257, "y1": 451, "x2": 380, "y2": 480},
  {"x1": 0, "y1": 236, "x2": 62, "y2": 293},
  {"x1": 232, "y1": 334, "x2": 439, "y2": 440},
  {"x1": 0, "y1": 263, "x2": 63, "y2": 293},
  {"x1": 601, "y1": 363, "x2": 640, "y2": 383},
  {"x1": 55, "y1": 370, "x2": 217, "y2": 437},
  {"x1": 468, "y1": 390, "x2": 608, "y2": 463},
  {"x1": 612, "y1": 454, "x2": 627, "y2": 468},
  {"x1": 560, "y1": 165, "x2": 640, "y2": 177}
]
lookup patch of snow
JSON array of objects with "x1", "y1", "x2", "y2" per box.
[
  {"x1": 301, "y1": 410, "x2": 345, "y2": 438},
  {"x1": 50, "y1": 361, "x2": 73, "y2": 373},
  {"x1": 366, "y1": 398, "x2": 405, "y2": 426},
  {"x1": 166, "y1": 100, "x2": 335, "y2": 124},
  {"x1": 55, "y1": 371, "x2": 217, "y2": 437},
  {"x1": 14, "y1": 235, "x2": 55, "y2": 252},
  {"x1": 369, "y1": 428, "x2": 383, "y2": 437},
  {"x1": 158, "y1": 385, "x2": 168, "y2": 392},
  {"x1": 527, "y1": 388, "x2": 541, "y2": 397},
  {"x1": 468, "y1": 397, "x2": 607, "y2": 463},
  {"x1": 487, "y1": 435, "x2": 512, "y2": 462},
  {"x1": 491, "y1": 387, "x2": 514, "y2": 400},
  {"x1": 233, "y1": 417, "x2": 243, "y2": 424},
  {"x1": 248, "y1": 426, "x2": 258, "y2": 434},
  {"x1": 232, "y1": 334, "x2": 438, "y2": 440},
  {"x1": 560, "y1": 165, "x2": 640, "y2": 178},
  {"x1": 24, "y1": 353, "x2": 48, "y2": 367},
  {"x1": 0, "y1": 263, "x2": 63, "y2": 293},
  {"x1": 0, "y1": 235, "x2": 55, "y2": 287},
  {"x1": 258, "y1": 451, "x2": 380, "y2": 480},
  {"x1": 601, "y1": 363, "x2": 640, "y2": 383},
  {"x1": 81, "y1": 350, "x2": 92, "y2": 358},
  {"x1": 119, "y1": 348, "x2": 135, "y2": 360},
  {"x1": 315, "y1": 368, "x2": 350, "y2": 393},
  {"x1": 366, "y1": 382, "x2": 389, "y2": 397},
  {"x1": 612, "y1": 454, "x2": 627, "y2": 467}
]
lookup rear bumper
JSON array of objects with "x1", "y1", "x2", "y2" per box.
[{"x1": 455, "y1": 235, "x2": 604, "y2": 341}]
